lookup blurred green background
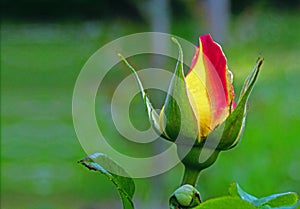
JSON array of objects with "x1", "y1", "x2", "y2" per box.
[{"x1": 1, "y1": 0, "x2": 300, "y2": 208}]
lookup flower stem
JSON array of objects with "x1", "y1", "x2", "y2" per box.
[{"x1": 181, "y1": 165, "x2": 201, "y2": 186}]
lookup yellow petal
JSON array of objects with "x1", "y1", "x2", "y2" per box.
[
  {"x1": 186, "y1": 35, "x2": 233, "y2": 139},
  {"x1": 186, "y1": 68, "x2": 212, "y2": 139}
]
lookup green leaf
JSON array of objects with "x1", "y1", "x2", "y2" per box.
[
  {"x1": 228, "y1": 182, "x2": 299, "y2": 209},
  {"x1": 118, "y1": 53, "x2": 161, "y2": 137},
  {"x1": 215, "y1": 57, "x2": 264, "y2": 150},
  {"x1": 259, "y1": 206, "x2": 272, "y2": 209},
  {"x1": 79, "y1": 153, "x2": 135, "y2": 209},
  {"x1": 192, "y1": 196, "x2": 257, "y2": 209},
  {"x1": 228, "y1": 182, "x2": 258, "y2": 204},
  {"x1": 256, "y1": 192, "x2": 299, "y2": 209},
  {"x1": 161, "y1": 37, "x2": 198, "y2": 142}
]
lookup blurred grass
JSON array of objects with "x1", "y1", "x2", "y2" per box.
[{"x1": 1, "y1": 10, "x2": 300, "y2": 209}]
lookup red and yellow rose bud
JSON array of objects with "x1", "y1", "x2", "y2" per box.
[
  {"x1": 160, "y1": 35, "x2": 262, "y2": 148},
  {"x1": 159, "y1": 34, "x2": 237, "y2": 144},
  {"x1": 120, "y1": 34, "x2": 263, "y2": 184},
  {"x1": 160, "y1": 35, "x2": 262, "y2": 180}
]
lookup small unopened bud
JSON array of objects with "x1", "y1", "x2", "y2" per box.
[{"x1": 169, "y1": 184, "x2": 201, "y2": 209}]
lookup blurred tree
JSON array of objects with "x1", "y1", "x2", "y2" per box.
[
  {"x1": 133, "y1": 1, "x2": 171, "y2": 208},
  {"x1": 138, "y1": 0, "x2": 171, "y2": 62},
  {"x1": 203, "y1": 0, "x2": 230, "y2": 43}
]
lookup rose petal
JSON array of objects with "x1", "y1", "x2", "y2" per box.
[{"x1": 186, "y1": 34, "x2": 235, "y2": 138}]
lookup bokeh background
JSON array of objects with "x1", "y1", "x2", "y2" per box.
[{"x1": 1, "y1": 0, "x2": 300, "y2": 208}]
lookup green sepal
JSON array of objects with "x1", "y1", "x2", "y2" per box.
[
  {"x1": 118, "y1": 53, "x2": 162, "y2": 137},
  {"x1": 228, "y1": 182, "x2": 299, "y2": 209},
  {"x1": 79, "y1": 153, "x2": 135, "y2": 209},
  {"x1": 161, "y1": 37, "x2": 198, "y2": 143},
  {"x1": 169, "y1": 184, "x2": 201, "y2": 209},
  {"x1": 214, "y1": 57, "x2": 264, "y2": 150}
]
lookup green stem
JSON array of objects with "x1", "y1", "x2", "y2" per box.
[{"x1": 181, "y1": 165, "x2": 201, "y2": 186}]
